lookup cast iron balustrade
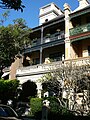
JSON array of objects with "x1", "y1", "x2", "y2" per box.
[
  {"x1": 31, "y1": 31, "x2": 65, "y2": 47},
  {"x1": 43, "y1": 31, "x2": 64, "y2": 43},
  {"x1": 31, "y1": 38, "x2": 41, "y2": 47},
  {"x1": 70, "y1": 23, "x2": 90, "y2": 36},
  {"x1": 22, "y1": 31, "x2": 65, "y2": 54}
]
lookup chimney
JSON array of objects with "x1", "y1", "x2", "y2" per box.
[{"x1": 64, "y1": 3, "x2": 71, "y2": 17}]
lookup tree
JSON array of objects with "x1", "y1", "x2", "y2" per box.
[
  {"x1": 0, "y1": 0, "x2": 25, "y2": 12},
  {"x1": 0, "y1": 10, "x2": 10, "y2": 26},
  {"x1": 41, "y1": 73, "x2": 61, "y2": 97},
  {"x1": 19, "y1": 80, "x2": 37, "y2": 102},
  {"x1": 0, "y1": 19, "x2": 31, "y2": 77},
  {"x1": 40, "y1": 59, "x2": 90, "y2": 116},
  {"x1": 13, "y1": 18, "x2": 27, "y2": 29},
  {"x1": 0, "y1": 79, "x2": 19, "y2": 104}
]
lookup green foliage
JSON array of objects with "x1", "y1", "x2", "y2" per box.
[
  {"x1": 2, "y1": 10, "x2": 10, "y2": 20},
  {"x1": 41, "y1": 73, "x2": 61, "y2": 97},
  {"x1": 0, "y1": 10, "x2": 10, "y2": 26},
  {"x1": 38, "y1": 73, "x2": 52, "y2": 83},
  {"x1": 29, "y1": 97, "x2": 74, "y2": 119},
  {"x1": 45, "y1": 97, "x2": 74, "y2": 115},
  {"x1": 0, "y1": 26, "x2": 17, "y2": 66},
  {"x1": 61, "y1": 107, "x2": 71, "y2": 115},
  {"x1": 0, "y1": 22, "x2": 31, "y2": 69},
  {"x1": 0, "y1": 79, "x2": 19, "y2": 103},
  {"x1": 13, "y1": 18, "x2": 27, "y2": 29},
  {"x1": 30, "y1": 98, "x2": 43, "y2": 116},
  {"x1": 45, "y1": 97, "x2": 60, "y2": 114},
  {"x1": 0, "y1": 0, "x2": 25, "y2": 12}
]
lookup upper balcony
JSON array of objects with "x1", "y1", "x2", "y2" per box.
[
  {"x1": 69, "y1": 23, "x2": 90, "y2": 42},
  {"x1": 23, "y1": 31, "x2": 65, "y2": 54},
  {"x1": 32, "y1": 31, "x2": 64, "y2": 46}
]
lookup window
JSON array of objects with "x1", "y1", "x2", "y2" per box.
[
  {"x1": 88, "y1": 46, "x2": 90, "y2": 56},
  {"x1": 86, "y1": 16, "x2": 90, "y2": 23},
  {"x1": 0, "y1": 107, "x2": 7, "y2": 117},
  {"x1": 33, "y1": 58, "x2": 40, "y2": 65},
  {"x1": 49, "y1": 52, "x2": 62, "y2": 62},
  {"x1": 45, "y1": 19, "x2": 48, "y2": 22}
]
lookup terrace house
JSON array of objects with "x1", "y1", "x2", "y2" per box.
[{"x1": 3, "y1": 0, "x2": 90, "y2": 99}]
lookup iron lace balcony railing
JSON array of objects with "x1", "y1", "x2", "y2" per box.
[
  {"x1": 31, "y1": 31, "x2": 65, "y2": 47},
  {"x1": 70, "y1": 23, "x2": 90, "y2": 36},
  {"x1": 43, "y1": 31, "x2": 65, "y2": 43},
  {"x1": 31, "y1": 38, "x2": 41, "y2": 47}
]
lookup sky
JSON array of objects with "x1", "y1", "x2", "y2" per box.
[{"x1": 0, "y1": 0, "x2": 79, "y2": 28}]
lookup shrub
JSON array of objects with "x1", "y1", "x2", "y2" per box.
[
  {"x1": 44, "y1": 97, "x2": 74, "y2": 120},
  {"x1": 46, "y1": 97, "x2": 60, "y2": 114},
  {"x1": 30, "y1": 97, "x2": 43, "y2": 117},
  {"x1": 61, "y1": 107, "x2": 73, "y2": 115}
]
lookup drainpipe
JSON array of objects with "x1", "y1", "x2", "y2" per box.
[{"x1": 40, "y1": 26, "x2": 43, "y2": 64}]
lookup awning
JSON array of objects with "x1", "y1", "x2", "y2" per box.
[{"x1": 1, "y1": 72, "x2": 10, "y2": 78}]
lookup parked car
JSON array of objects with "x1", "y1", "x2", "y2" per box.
[
  {"x1": 16, "y1": 102, "x2": 30, "y2": 117},
  {"x1": 0, "y1": 104, "x2": 21, "y2": 120}
]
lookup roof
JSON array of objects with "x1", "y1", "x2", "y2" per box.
[
  {"x1": 70, "y1": 5, "x2": 90, "y2": 19},
  {"x1": 1, "y1": 72, "x2": 10, "y2": 78},
  {"x1": 31, "y1": 14, "x2": 65, "y2": 32},
  {"x1": 40, "y1": 2, "x2": 62, "y2": 11}
]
